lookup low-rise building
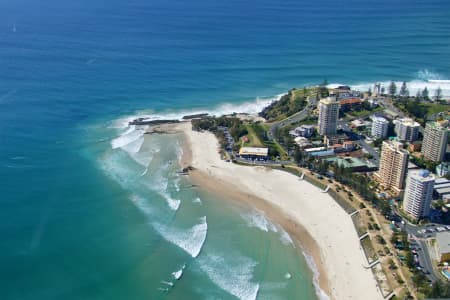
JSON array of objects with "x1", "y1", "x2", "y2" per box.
[
  {"x1": 408, "y1": 142, "x2": 421, "y2": 153},
  {"x1": 339, "y1": 97, "x2": 363, "y2": 112},
  {"x1": 326, "y1": 157, "x2": 377, "y2": 172},
  {"x1": 437, "y1": 162, "x2": 450, "y2": 177},
  {"x1": 289, "y1": 124, "x2": 315, "y2": 138},
  {"x1": 294, "y1": 137, "x2": 312, "y2": 149},
  {"x1": 238, "y1": 147, "x2": 269, "y2": 160},
  {"x1": 435, "y1": 232, "x2": 450, "y2": 262},
  {"x1": 324, "y1": 133, "x2": 349, "y2": 147}
]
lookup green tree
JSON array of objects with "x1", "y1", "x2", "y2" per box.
[
  {"x1": 416, "y1": 89, "x2": 422, "y2": 101},
  {"x1": 399, "y1": 81, "x2": 409, "y2": 97},
  {"x1": 422, "y1": 87, "x2": 429, "y2": 100},
  {"x1": 435, "y1": 86, "x2": 443, "y2": 101},
  {"x1": 294, "y1": 147, "x2": 303, "y2": 164},
  {"x1": 389, "y1": 81, "x2": 397, "y2": 97}
]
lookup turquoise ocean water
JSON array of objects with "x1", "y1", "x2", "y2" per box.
[{"x1": 1, "y1": 0, "x2": 450, "y2": 299}]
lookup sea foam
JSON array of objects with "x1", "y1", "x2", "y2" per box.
[
  {"x1": 198, "y1": 253, "x2": 259, "y2": 300},
  {"x1": 156, "y1": 216, "x2": 208, "y2": 258},
  {"x1": 344, "y1": 69, "x2": 450, "y2": 98},
  {"x1": 302, "y1": 250, "x2": 331, "y2": 300}
]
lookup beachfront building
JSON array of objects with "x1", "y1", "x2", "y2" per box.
[
  {"x1": 375, "y1": 140, "x2": 409, "y2": 193},
  {"x1": 393, "y1": 118, "x2": 420, "y2": 142},
  {"x1": 435, "y1": 232, "x2": 450, "y2": 262},
  {"x1": 318, "y1": 96, "x2": 339, "y2": 136},
  {"x1": 422, "y1": 121, "x2": 449, "y2": 162},
  {"x1": 238, "y1": 147, "x2": 269, "y2": 161},
  {"x1": 371, "y1": 116, "x2": 389, "y2": 139},
  {"x1": 402, "y1": 169, "x2": 435, "y2": 219}
]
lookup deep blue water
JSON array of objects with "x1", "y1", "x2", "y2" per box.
[{"x1": 1, "y1": 0, "x2": 450, "y2": 299}]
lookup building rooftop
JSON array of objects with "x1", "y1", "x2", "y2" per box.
[
  {"x1": 326, "y1": 157, "x2": 376, "y2": 169},
  {"x1": 371, "y1": 115, "x2": 388, "y2": 123},
  {"x1": 309, "y1": 150, "x2": 335, "y2": 157},
  {"x1": 408, "y1": 162, "x2": 419, "y2": 170},
  {"x1": 435, "y1": 178, "x2": 450, "y2": 185},
  {"x1": 394, "y1": 118, "x2": 420, "y2": 127},
  {"x1": 434, "y1": 183, "x2": 450, "y2": 190},
  {"x1": 339, "y1": 97, "x2": 362, "y2": 105},
  {"x1": 428, "y1": 120, "x2": 449, "y2": 130},
  {"x1": 436, "y1": 232, "x2": 450, "y2": 255},
  {"x1": 435, "y1": 187, "x2": 450, "y2": 196},
  {"x1": 320, "y1": 96, "x2": 338, "y2": 104}
]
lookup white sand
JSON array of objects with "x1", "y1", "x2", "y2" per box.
[{"x1": 182, "y1": 122, "x2": 383, "y2": 300}]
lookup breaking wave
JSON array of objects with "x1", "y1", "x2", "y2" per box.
[
  {"x1": 342, "y1": 69, "x2": 450, "y2": 98},
  {"x1": 302, "y1": 250, "x2": 331, "y2": 300},
  {"x1": 241, "y1": 210, "x2": 294, "y2": 246},
  {"x1": 172, "y1": 264, "x2": 186, "y2": 280},
  {"x1": 198, "y1": 253, "x2": 259, "y2": 300},
  {"x1": 156, "y1": 216, "x2": 208, "y2": 258}
]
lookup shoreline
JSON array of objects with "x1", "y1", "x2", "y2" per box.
[{"x1": 169, "y1": 121, "x2": 382, "y2": 300}]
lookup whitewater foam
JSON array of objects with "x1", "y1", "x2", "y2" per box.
[
  {"x1": 160, "y1": 280, "x2": 174, "y2": 287},
  {"x1": 193, "y1": 197, "x2": 202, "y2": 205},
  {"x1": 279, "y1": 228, "x2": 295, "y2": 247},
  {"x1": 198, "y1": 253, "x2": 259, "y2": 300},
  {"x1": 344, "y1": 70, "x2": 450, "y2": 98},
  {"x1": 140, "y1": 167, "x2": 148, "y2": 176},
  {"x1": 302, "y1": 250, "x2": 331, "y2": 300},
  {"x1": 172, "y1": 264, "x2": 186, "y2": 280},
  {"x1": 156, "y1": 216, "x2": 208, "y2": 258},
  {"x1": 109, "y1": 94, "x2": 282, "y2": 132},
  {"x1": 242, "y1": 210, "x2": 278, "y2": 233},
  {"x1": 111, "y1": 125, "x2": 146, "y2": 150}
]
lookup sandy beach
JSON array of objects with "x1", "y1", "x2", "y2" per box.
[{"x1": 172, "y1": 121, "x2": 382, "y2": 300}]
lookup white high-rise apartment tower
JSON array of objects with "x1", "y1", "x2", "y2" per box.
[
  {"x1": 318, "y1": 96, "x2": 339, "y2": 136},
  {"x1": 403, "y1": 169, "x2": 435, "y2": 219},
  {"x1": 422, "y1": 120, "x2": 449, "y2": 162}
]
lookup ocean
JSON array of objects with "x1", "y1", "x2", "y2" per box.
[{"x1": 1, "y1": 0, "x2": 450, "y2": 299}]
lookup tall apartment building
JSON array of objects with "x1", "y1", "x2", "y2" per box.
[
  {"x1": 422, "y1": 121, "x2": 449, "y2": 162},
  {"x1": 375, "y1": 140, "x2": 409, "y2": 192},
  {"x1": 403, "y1": 169, "x2": 435, "y2": 219},
  {"x1": 318, "y1": 96, "x2": 339, "y2": 136},
  {"x1": 371, "y1": 116, "x2": 389, "y2": 139},
  {"x1": 393, "y1": 118, "x2": 420, "y2": 142}
]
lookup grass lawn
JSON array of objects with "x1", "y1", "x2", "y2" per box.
[
  {"x1": 423, "y1": 102, "x2": 450, "y2": 115},
  {"x1": 241, "y1": 124, "x2": 264, "y2": 147},
  {"x1": 346, "y1": 106, "x2": 384, "y2": 118}
]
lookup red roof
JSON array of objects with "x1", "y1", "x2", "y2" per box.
[{"x1": 339, "y1": 98, "x2": 362, "y2": 105}]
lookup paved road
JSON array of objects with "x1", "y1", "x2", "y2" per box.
[
  {"x1": 267, "y1": 98, "x2": 317, "y2": 142},
  {"x1": 402, "y1": 221, "x2": 443, "y2": 282},
  {"x1": 338, "y1": 121, "x2": 380, "y2": 165}
]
